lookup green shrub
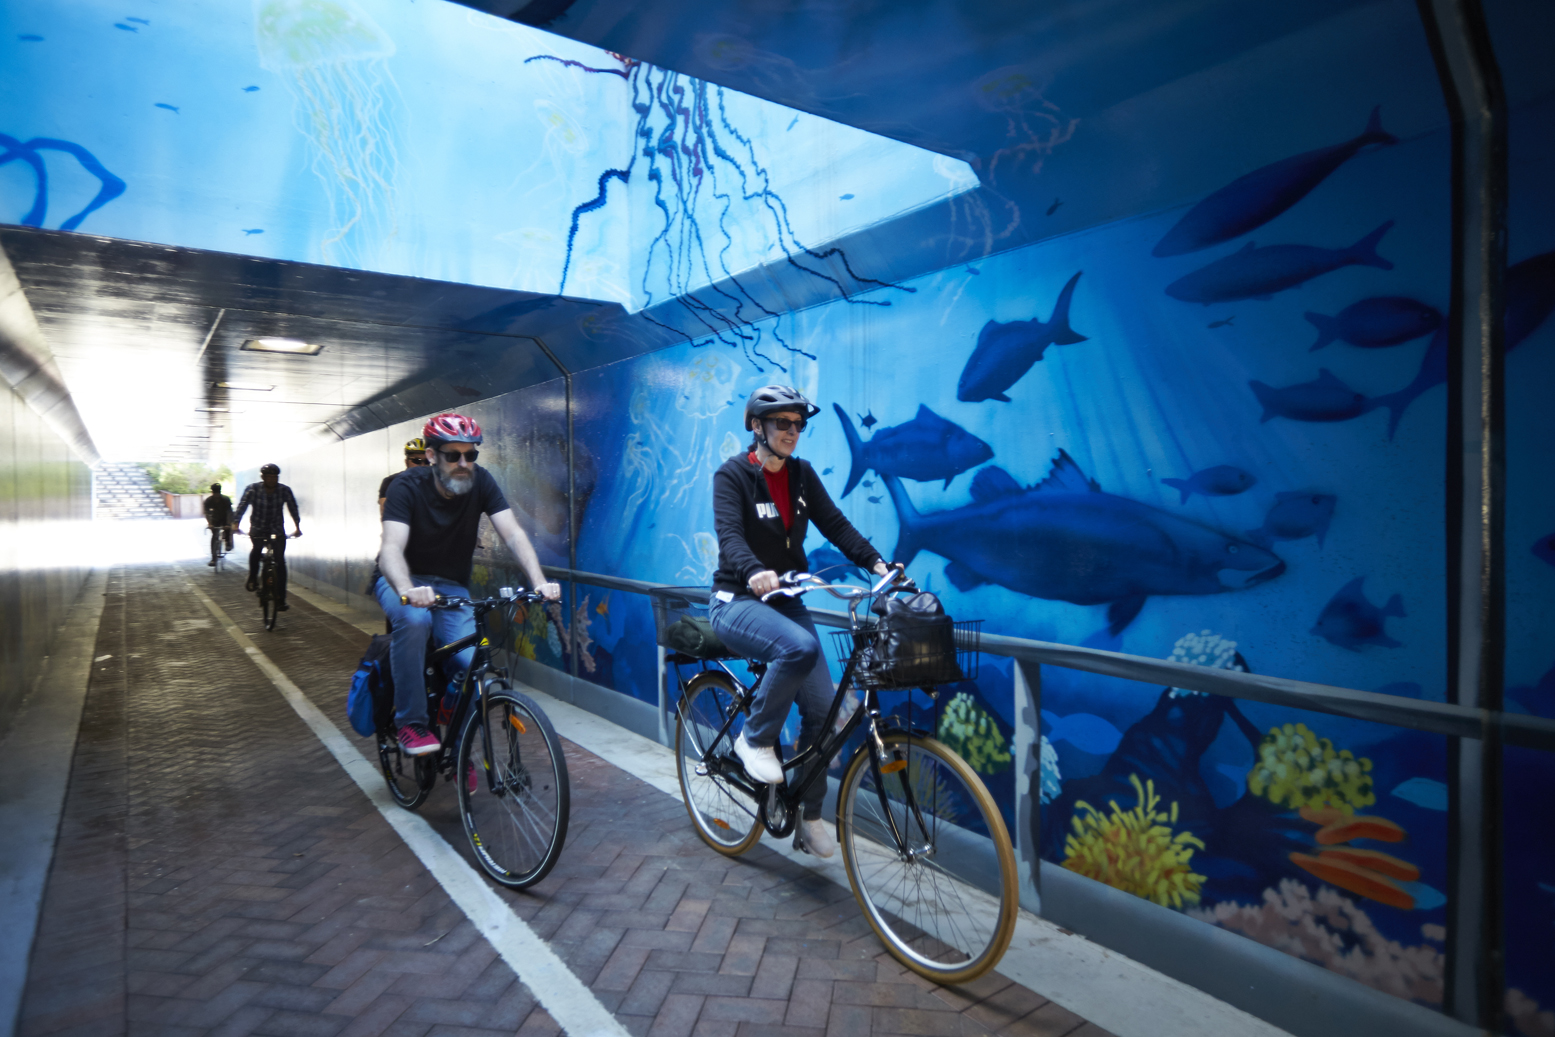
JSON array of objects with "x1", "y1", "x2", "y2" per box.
[{"x1": 138, "y1": 462, "x2": 234, "y2": 495}]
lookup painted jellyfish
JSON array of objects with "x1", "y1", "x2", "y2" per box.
[{"x1": 255, "y1": 0, "x2": 401, "y2": 267}]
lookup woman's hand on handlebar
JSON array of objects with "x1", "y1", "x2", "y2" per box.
[
  {"x1": 536, "y1": 581, "x2": 562, "y2": 602},
  {"x1": 748, "y1": 570, "x2": 781, "y2": 598}
]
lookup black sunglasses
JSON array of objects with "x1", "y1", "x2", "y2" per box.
[
  {"x1": 407, "y1": 457, "x2": 430, "y2": 465},
  {"x1": 438, "y1": 447, "x2": 479, "y2": 463},
  {"x1": 766, "y1": 417, "x2": 806, "y2": 432}
]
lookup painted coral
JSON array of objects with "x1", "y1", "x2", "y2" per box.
[
  {"x1": 1062, "y1": 774, "x2": 1206, "y2": 909},
  {"x1": 1189, "y1": 879, "x2": 1443, "y2": 1005},
  {"x1": 1248, "y1": 722, "x2": 1375, "y2": 813},
  {"x1": 937, "y1": 692, "x2": 1013, "y2": 774}
]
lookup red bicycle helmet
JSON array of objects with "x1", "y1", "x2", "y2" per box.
[{"x1": 423, "y1": 413, "x2": 483, "y2": 445}]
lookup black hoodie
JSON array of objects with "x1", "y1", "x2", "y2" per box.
[{"x1": 711, "y1": 452, "x2": 882, "y2": 595}]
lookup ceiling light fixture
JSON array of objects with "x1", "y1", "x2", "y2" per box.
[
  {"x1": 213, "y1": 381, "x2": 274, "y2": 391},
  {"x1": 197, "y1": 406, "x2": 234, "y2": 412},
  {"x1": 242, "y1": 337, "x2": 324, "y2": 356}
]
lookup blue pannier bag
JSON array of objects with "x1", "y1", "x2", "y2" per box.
[{"x1": 347, "y1": 634, "x2": 394, "y2": 737}]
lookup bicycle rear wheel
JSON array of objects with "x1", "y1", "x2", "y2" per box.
[
  {"x1": 377, "y1": 733, "x2": 433, "y2": 809},
  {"x1": 675, "y1": 671, "x2": 762, "y2": 856},
  {"x1": 457, "y1": 683, "x2": 569, "y2": 889},
  {"x1": 838, "y1": 732, "x2": 1018, "y2": 984}
]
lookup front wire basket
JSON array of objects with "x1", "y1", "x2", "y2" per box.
[{"x1": 831, "y1": 619, "x2": 981, "y2": 689}]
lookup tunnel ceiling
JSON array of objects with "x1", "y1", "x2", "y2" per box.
[{"x1": 0, "y1": 226, "x2": 615, "y2": 465}]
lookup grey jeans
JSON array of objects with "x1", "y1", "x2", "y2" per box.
[{"x1": 708, "y1": 593, "x2": 835, "y2": 819}]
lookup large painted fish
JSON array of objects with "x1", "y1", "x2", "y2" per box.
[
  {"x1": 1165, "y1": 222, "x2": 1394, "y2": 304},
  {"x1": 1305, "y1": 296, "x2": 1441, "y2": 351},
  {"x1": 1249, "y1": 368, "x2": 1372, "y2": 423},
  {"x1": 834, "y1": 403, "x2": 992, "y2": 498},
  {"x1": 1153, "y1": 107, "x2": 1399, "y2": 257},
  {"x1": 957, "y1": 271, "x2": 1086, "y2": 402},
  {"x1": 1311, "y1": 576, "x2": 1404, "y2": 651},
  {"x1": 1374, "y1": 249, "x2": 1555, "y2": 438},
  {"x1": 882, "y1": 452, "x2": 1286, "y2": 636}
]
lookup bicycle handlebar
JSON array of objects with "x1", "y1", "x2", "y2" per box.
[
  {"x1": 759, "y1": 566, "x2": 916, "y2": 603},
  {"x1": 400, "y1": 587, "x2": 550, "y2": 609}
]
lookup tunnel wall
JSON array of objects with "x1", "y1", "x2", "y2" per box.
[{"x1": 0, "y1": 378, "x2": 92, "y2": 728}]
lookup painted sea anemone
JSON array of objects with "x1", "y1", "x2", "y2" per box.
[
  {"x1": 1062, "y1": 774, "x2": 1206, "y2": 909},
  {"x1": 937, "y1": 692, "x2": 1013, "y2": 774},
  {"x1": 1248, "y1": 722, "x2": 1375, "y2": 813}
]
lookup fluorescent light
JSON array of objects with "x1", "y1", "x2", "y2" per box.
[
  {"x1": 242, "y1": 337, "x2": 324, "y2": 356},
  {"x1": 197, "y1": 406, "x2": 232, "y2": 413},
  {"x1": 213, "y1": 381, "x2": 274, "y2": 391}
]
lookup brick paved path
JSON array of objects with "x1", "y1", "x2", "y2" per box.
[{"x1": 20, "y1": 565, "x2": 1115, "y2": 1037}]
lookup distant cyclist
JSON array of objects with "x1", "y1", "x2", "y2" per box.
[
  {"x1": 376, "y1": 414, "x2": 561, "y2": 756},
  {"x1": 202, "y1": 482, "x2": 234, "y2": 564},
  {"x1": 234, "y1": 464, "x2": 303, "y2": 610},
  {"x1": 709, "y1": 385, "x2": 896, "y2": 858},
  {"x1": 379, "y1": 437, "x2": 430, "y2": 517}
]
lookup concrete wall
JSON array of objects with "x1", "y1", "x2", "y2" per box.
[{"x1": 0, "y1": 378, "x2": 92, "y2": 725}]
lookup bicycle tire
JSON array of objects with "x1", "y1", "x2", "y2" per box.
[
  {"x1": 377, "y1": 733, "x2": 433, "y2": 809},
  {"x1": 837, "y1": 732, "x2": 1018, "y2": 984},
  {"x1": 457, "y1": 684, "x2": 570, "y2": 889},
  {"x1": 675, "y1": 671, "x2": 762, "y2": 856},
  {"x1": 260, "y1": 559, "x2": 277, "y2": 630}
]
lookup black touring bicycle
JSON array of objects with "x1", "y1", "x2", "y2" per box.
[{"x1": 654, "y1": 569, "x2": 1018, "y2": 983}]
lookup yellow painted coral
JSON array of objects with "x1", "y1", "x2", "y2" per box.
[
  {"x1": 1062, "y1": 774, "x2": 1206, "y2": 909},
  {"x1": 936, "y1": 693, "x2": 1013, "y2": 774},
  {"x1": 1247, "y1": 723, "x2": 1375, "y2": 814}
]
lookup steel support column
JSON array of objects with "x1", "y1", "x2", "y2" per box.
[
  {"x1": 1414, "y1": 0, "x2": 1507, "y2": 1028},
  {"x1": 531, "y1": 338, "x2": 581, "y2": 680}
]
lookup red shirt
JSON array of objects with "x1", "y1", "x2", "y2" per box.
[{"x1": 751, "y1": 453, "x2": 793, "y2": 529}]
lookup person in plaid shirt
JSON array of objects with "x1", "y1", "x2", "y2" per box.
[{"x1": 234, "y1": 463, "x2": 303, "y2": 609}]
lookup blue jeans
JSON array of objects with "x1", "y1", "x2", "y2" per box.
[
  {"x1": 374, "y1": 576, "x2": 476, "y2": 728},
  {"x1": 709, "y1": 593, "x2": 834, "y2": 819}
]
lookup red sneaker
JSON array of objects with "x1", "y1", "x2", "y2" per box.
[
  {"x1": 466, "y1": 762, "x2": 480, "y2": 795},
  {"x1": 397, "y1": 724, "x2": 440, "y2": 756}
]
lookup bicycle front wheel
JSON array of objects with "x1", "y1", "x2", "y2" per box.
[
  {"x1": 261, "y1": 588, "x2": 276, "y2": 630},
  {"x1": 457, "y1": 683, "x2": 569, "y2": 889},
  {"x1": 838, "y1": 733, "x2": 1018, "y2": 984},
  {"x1": 675, "y1": 671, "x2": 762, "y2": 856}
]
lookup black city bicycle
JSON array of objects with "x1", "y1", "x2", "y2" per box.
[
  {"x1": 207, "y1": 524, "x2": 230, "y2": 571},
  {"x1": 243, "y1": 532, "x2": 295, "y2": 630},
  {"x1": 377, "y1": 589, "x2": 570, "y2": 890},
  {"x1": 658, "y1": 571, "x2": 1017, "y2": 983}
]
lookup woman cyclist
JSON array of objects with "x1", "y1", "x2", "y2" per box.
[{"x1": 709, "y1": 385, "x2": 896, "y2": 858}]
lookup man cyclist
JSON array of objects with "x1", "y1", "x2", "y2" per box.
[
  {"x1": 202, "y1": 482, "x2": 234, "y2": 565},
  {"x1": 379, "y1": 437, "x2": 430, "y2": 517},
  {"x1": 376, "y1": 413, "x2": 561, "y2": 756},
  {"x1": 234, "y1": 464, "x2": 303, "y2": 610},
  {"x1": 708, "y1": 385, "x2": 896, "y2": 858}
]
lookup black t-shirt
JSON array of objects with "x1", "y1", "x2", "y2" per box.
[
  {"x1": 381, "y1": 465, "x2": 510, "y2": 585},
  {"x1": 203, "y1": 493, "x2": 232, "y2": 525},
  {"x1": 378, "y1": 471, "x2": 399, "y2": 501}
]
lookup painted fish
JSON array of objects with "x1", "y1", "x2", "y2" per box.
[
  {"x1": 1312, "y1": 576, "x2": 1404, "y2": 650},
  {"x1": 1047, "y1": 197, "x2": 1063, "y2": 216},
  {"x1": 1390, "y1": 777, "x2": 1447, "y2": 811},
  {"x1": 806, "y1": 546, "x2": 867, "y2": 582},
  {"x1": 114, "y1": 22, "x2": 137, "y2": 31},
  {"x1": 1040, "y1": 709, "x2": 1123, "y2": 755},
  {"x1": 882, "y1": 452, "x2": 1286, "y2": 636},
  {"x1": 957, "y1": 271, "x2": 1086, "y2": 402},
  {"x1": 1208, "y1": 316, "x2": 1235, "y2": 328},
  {"x1": 857, "y1": 410, "x2": 877, "y2": 430},
  {"x1": 867, "y1": 495, "x2": 882, "y2": 503},
  {"x1": 1533, "y1": 532, "x2": 1555, "y2": 567},
  {"x1": 154, "y1": 103, "x2": 179, "y2": 113},
  {"x1": 839, "y1": 193, "x2": 854, "y2": 200},
  {"x1": 1305, "y1": 296, "x2": 1441, "y2": 351},
  {"x1": 243, "y1": 85, "x2": 260, "y2": 92},
  {"x1": 1250, "y1": 369, "x2": 1371, "y2": 423},
  {"x1": 1167, "y1": 223, "x2": 1394, "y2": 304},
  {"x1": 861, "y1": 479, "x2": 874, "y2": 488},
  {"x1": 1161, "y1": 465, "x2": 1256, "y2": 503},
  {"x1": 966, "y1": 265, "x2": 980, "y2": 275},
  {"x1": 18, "y1": 34, "x2": 43, "y2": 41},
  {"x1": 1375, "y1": 249, "x2": 1555, "y2": 438},
  {"x1": 1154, "y1": 108, "x2": 1398, "y2": 257},
  {"x1": 242, "y1": 228, "x2": 264, "y2": 235},
  {"x1": 1245, "y1": 492, "x2": 1337, "y2": 548},
  {"x1": 835, "y1": 403, "x2": 993, "y2": 498}
]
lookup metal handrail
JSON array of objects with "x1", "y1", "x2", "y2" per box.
[{"x1": 542, "y1": 565, "x2": 1555, "y2": 752}]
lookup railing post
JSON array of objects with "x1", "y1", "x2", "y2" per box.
[
  {"x1": 1014, "y1": 658, "x2": 1042, "y2": 912},
  {"x1": 1414, "y1": 0, "x2": 1507, "y2": 1028}
]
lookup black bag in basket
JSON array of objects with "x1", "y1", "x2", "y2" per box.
[
  {"x1": 664, "y1": 615, "x2": 730, "y2": 659},
  {"x1": 861, "y1": 592, "x2": 961, "y2": 686}
]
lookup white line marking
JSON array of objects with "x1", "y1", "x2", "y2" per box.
[{"x1": 181, "y1": 573, "x2": 628, "y2": 1037}]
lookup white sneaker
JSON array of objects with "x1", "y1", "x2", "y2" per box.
[
  {"x1": 734, "y1": 732, "x2": 785, "y2": 784},
  {"x1": 799, "y1": 818, "x2": 836, "y2": 859}
]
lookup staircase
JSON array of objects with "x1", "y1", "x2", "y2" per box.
[{"x1": 95, "y1": 463, "x2": 172, "y2": 520}]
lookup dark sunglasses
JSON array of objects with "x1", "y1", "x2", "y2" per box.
[
  {"x1": 438, "y1": 447, "x2": 479, "y2": 463},
  {"x1": 766, "y1": 417, "x2": 806, "y2": 433},
  {"x1": 407, "y1": 457, "x2": 430, "y2": 465}
]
